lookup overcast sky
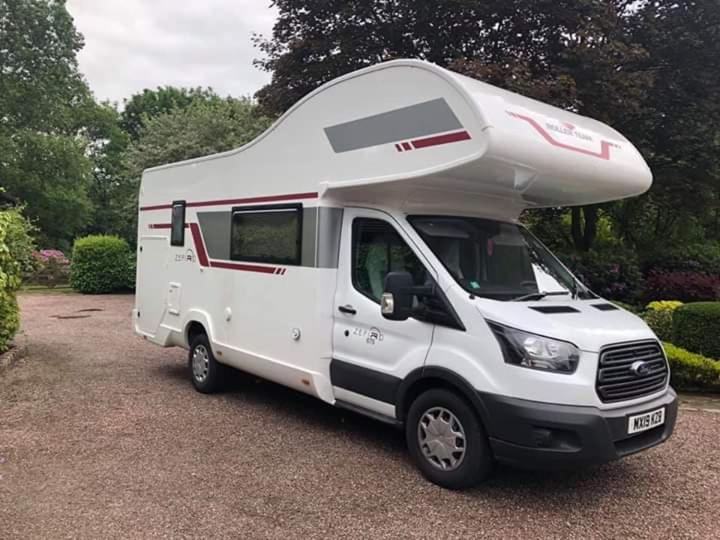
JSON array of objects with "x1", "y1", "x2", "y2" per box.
[{"x1": 66, "y1": 0, "x2": 278, "y2": 105}]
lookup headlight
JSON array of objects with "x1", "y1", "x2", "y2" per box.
[{"x1": 488, "y1": 321, "x2": 580, "y2": 373}]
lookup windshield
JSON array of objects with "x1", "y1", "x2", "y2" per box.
[{"x1": 409, "y1": 216, "x2": 593, "y2": 301}]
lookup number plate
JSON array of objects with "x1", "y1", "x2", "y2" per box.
[{"x1": 627, "y1": 407, "x2": 665, "y2": 435}]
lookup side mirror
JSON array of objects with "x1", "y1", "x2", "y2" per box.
[{"x1": 381, "y1": 271, "x2": 414, "y2": 321}]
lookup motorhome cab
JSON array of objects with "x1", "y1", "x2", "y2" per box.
[{"x1": 134, "y1": 59, "x2": 677, "y2": 489}]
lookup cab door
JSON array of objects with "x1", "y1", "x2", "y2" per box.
[{"x1": 331, "y1": 208, "x2": 436, "y2": 418}]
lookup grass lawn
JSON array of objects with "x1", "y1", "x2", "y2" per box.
[{"x1": 19, "y1": 284, "x2": 75, "y2": 295}]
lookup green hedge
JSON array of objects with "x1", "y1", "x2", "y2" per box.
[
  {"x1": 0, "y1": 211, "x2": 27, "y2": 353},
  {"x1": 664, "y1": 342, "x2": 720, "y2": 393},
  {"x1": 643, "y1": 300, "x2": 683, "y2": 341},
  {"x1": 70, "y1": 235, "x2": 134, "y2": 294},
  {"x1": 0, "y1": 292, "x2": 19, "y2": 352},
  {"x1": 672, "y1": 302, "x2": 720, "y2": 359}
]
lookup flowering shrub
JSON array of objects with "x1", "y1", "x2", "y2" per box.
[
  {"x1": 646, "y1": 300, "x2": 684, "y2": 312},
  {"x1": 34, "y1": 249, "x2": 68, "y2": 263},
  {"x1": 643, "y1": 244, "x2": 720, "y2": 276},
  {"x1": 28, "y1": 249, "x2": 70, "y2": 287},
  {"x1": 643, "y1": 300, "x2": 683, "y2": 341},
  {"x1": 643, "y1": 270, "x2": 720, "y2": 303}
]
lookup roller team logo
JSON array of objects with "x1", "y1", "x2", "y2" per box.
[
  {"x1": 546, "y1": 120, "x2": 594, "y2": 142},
  {"x1": 507, "y1": 110, "x2": 621, "y2": 161}
]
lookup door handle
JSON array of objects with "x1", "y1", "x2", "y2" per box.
[{"x1": 338, "y1": 305, "x2": 357, "y2": 315}]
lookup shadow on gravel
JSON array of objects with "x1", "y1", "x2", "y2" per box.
[
  {"x1": 156, "y1": 360, "x2": 406, "y2": 450},
  {"x1": 154, "y1": 359, "x2": 626, "y2": 494}
]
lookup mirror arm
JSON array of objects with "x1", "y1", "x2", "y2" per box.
[{"x1": 404, "y1": 285, "x2": 436, "y2": 297}]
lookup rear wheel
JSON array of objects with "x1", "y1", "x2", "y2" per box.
[
  {"x1": 406, "y1": 388, "x2": 493, "y2": 489},
  {"x1": 189, "y1": 333, "x2": 225, "y2": 393}
]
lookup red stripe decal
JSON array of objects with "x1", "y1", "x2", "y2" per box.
[
  {"x1": 209, "y1": 261, "x2": 278, "y2": 274},
  {"x1": 507, "y1": 112, "x2": 614, "y2": 160},
  {"x1": 411, "y1": 130, "x2": 471, "y2": 149},
  {"x1": 395, "y1": 143, "x2": 403, "y2": 152},
  {"x1": 189, "y1": 223, "x2": 209, "y2": 267},
  {"x1": 140, "y1": 191, "x2": 319, "y2": 212},
  {"x1": 401, "y1": 142, "x2": 412, "y2": 151},
  {"x1": 181, "y1": 221, "x2": 287, "y2": 276},
  {"x1": 148, "y1": 223, "x2": 190, "y2": 229}
]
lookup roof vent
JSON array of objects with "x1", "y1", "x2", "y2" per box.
[
  {"x1": 529, "y1": 306, "x2": 580, "y2": 314},
  {"x1": 592, "y1": 303, "x2": 620, "y2": 312}
]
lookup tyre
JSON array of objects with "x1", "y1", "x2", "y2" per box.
[
  {"x1": 406, "y1": 388, "x2": 493, "y2": 489},
  {"x1": 188, "y1": 333, "x2": 225, "y2": 393}
]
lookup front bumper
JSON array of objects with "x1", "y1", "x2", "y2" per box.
[{"x1": 478, "y1": 387, "x2": 678, "y2": 469}]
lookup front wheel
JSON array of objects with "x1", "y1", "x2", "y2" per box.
[
  {"x1": 188, "y1": 334, "x2": 225, "y2": 393},
  {"x1": 406, "y1": 388, "x2": 493, "y2": 489}
]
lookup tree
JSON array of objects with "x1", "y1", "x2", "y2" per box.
[
  {"x1": 612, "y1": 0, "x2": 720, "y2": 253},
  {"x1": 125, "y1": 97, "x2": 272, "y2": 173},
  {"x1": 0, "y1": 0, "x2": 94, "y2": 248},
  {"x1": 121, "y1": 97, "x2": 272, "y2": 241},
  {"x1": 254, "y1": 0, "x2": 720, "y2": 254},
  {"x1": 120, "y1": 87, "x2": 222, "y2": 141},
  {"x1": 81, "y1": 103, "x2": 132, "y2": 240},
  {"x1": 0, "y1": 0, "x2": 89, "y2": 132}
]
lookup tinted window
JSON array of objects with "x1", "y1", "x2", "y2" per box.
[
  {"x1": 171, "y1": 201, "x2": 186, "y2": 246},
  {"x1": 352, "y1": 218, "x2": 428, "y2": 303},
  {"x1": 231, "y1": 205, "x2": 301, "y2": 265}
]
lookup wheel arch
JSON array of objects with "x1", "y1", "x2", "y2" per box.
[
  {"x1": 397, "y1": 367, "x2": 490, "y2": 427},
  {"x1": 182, "y1": 309, "x2": 216, "y2": 348}
]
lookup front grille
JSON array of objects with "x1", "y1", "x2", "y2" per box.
[{"x1": 596, "y1": 341, "x2": 669, "y2": 403}]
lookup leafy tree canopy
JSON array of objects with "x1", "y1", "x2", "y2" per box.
[
  {"x1": 120, "y1": 97, "x2": 272, "y2": 242},
  {"x1": 254, "y1": 0, "x2": 720, "y2": 253},
  {"x1": 0, "y1": 0, "x2": 94, "y2": 248},
  {"x1": 124, "y1": 97, "x2": 272, "y2": 174},
  {"x1": 120, "y1": 87, "x2": 224, "y2": 141}
]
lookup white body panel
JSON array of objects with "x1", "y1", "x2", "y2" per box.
[{"x1": 134, "y1": 59, "x2": 664, "y2": 422}]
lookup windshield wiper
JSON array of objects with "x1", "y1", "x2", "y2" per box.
[{"x1": 512, "y1": 291, "x2": 571, "y2": 302}]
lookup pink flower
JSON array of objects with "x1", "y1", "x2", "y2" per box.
[{"x1": 33, "y1": 250, "x2": 69, "y2": 265}]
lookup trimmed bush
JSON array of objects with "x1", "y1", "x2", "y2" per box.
[
  {"x1": 672, "y1": 303, "x2": 720, "y2": 359},
  {"x1": 663, "y1": 342, "x2": 720, "y2": 393},
  {"x1": 644, "y1": 270, "x2": 720, "y2": 303},
  {"x1": 70, "y1": 235, "x2": 133, "y2": 294},
  {"x1": 643, "y1": 300, "x2": 683, "y2": 341}
]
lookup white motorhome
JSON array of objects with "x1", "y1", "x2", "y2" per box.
[{"x1": 134, "y1": 59, "x2": 677, "y2": 489}]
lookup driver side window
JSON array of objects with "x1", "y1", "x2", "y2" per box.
[{"x1": 352, "y1": 218, "x2": 428, "y2": 303}]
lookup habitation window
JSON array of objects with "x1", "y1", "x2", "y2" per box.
[
  {"x1": 352, "y1": 218, "x2": 429, "y2": 303},
  {"x1": 230, "y1": 204, "x2": 302, "y2": 265},
  {"x1": 171, "y1": 201, "x2": 186, "y2": 246}
]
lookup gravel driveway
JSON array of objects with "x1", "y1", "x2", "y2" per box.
[{"x1": 1, "y1": 293, "x2": 719, "y2": 539}]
